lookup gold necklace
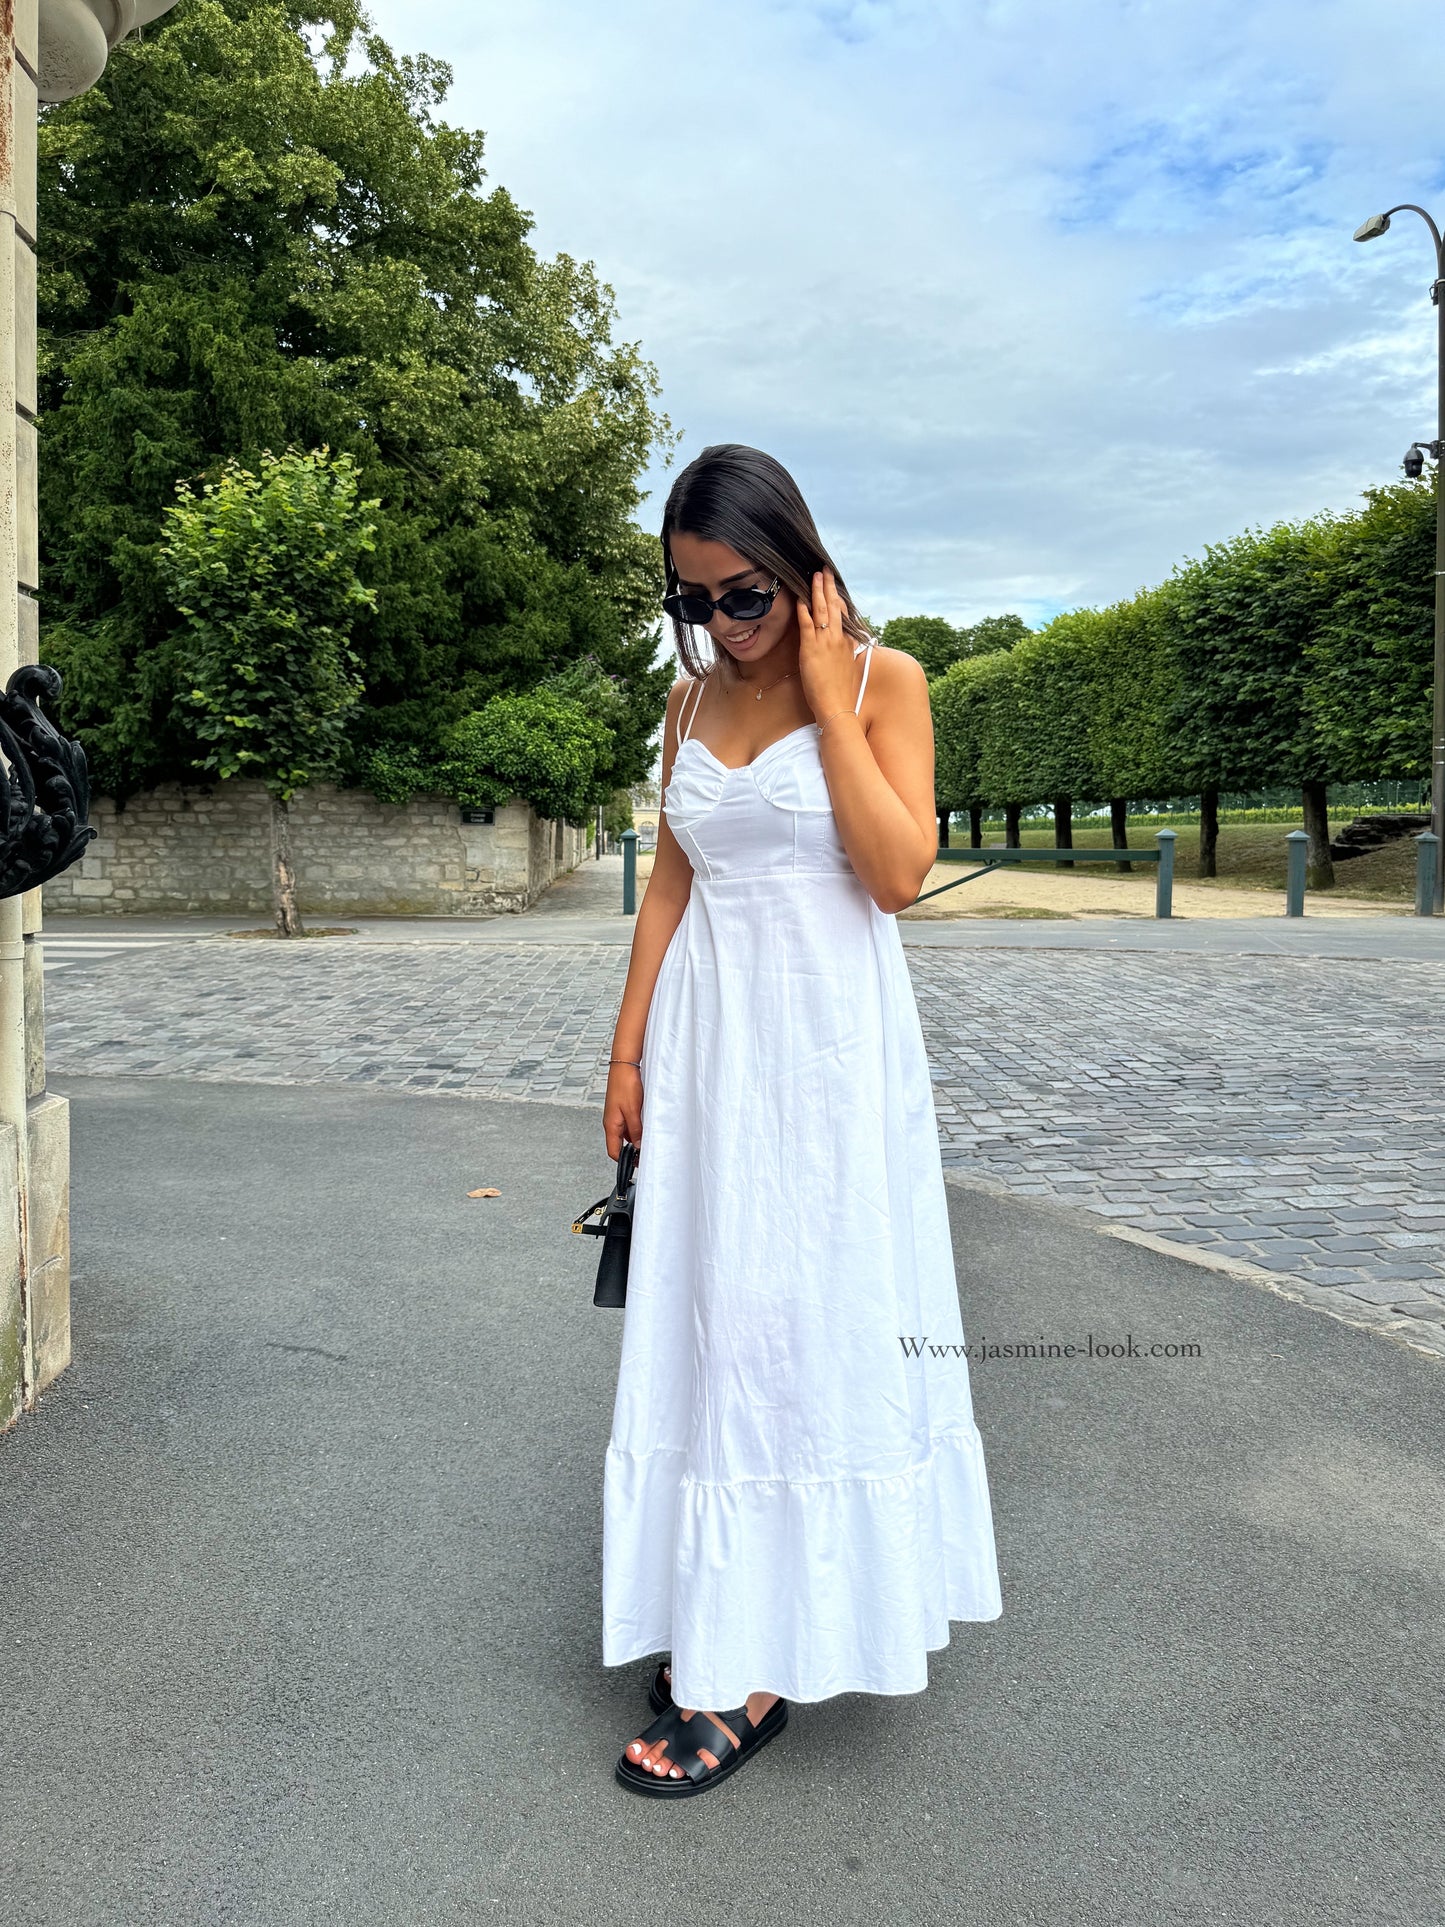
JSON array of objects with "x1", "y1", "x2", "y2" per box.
[{"x1": 723, "y1": 661, "x2": 799, "y2": 702}]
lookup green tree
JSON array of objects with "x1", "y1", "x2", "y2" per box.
[
  {"x1": 884, "y1": 610, "x2": 1029, "y2": 680},
  {"x1": 1164, "y1": 518, "x2": 1340, "y2": 883},
  {"x1": 156, "y1": 446, "x2": 377, "y2": 935},
  {"x1": 931, "y1": 651, "x2": 990, "y2": 827},
  {"x1": 932, "y1": 646, "x2": 1029, "y2": 838},
  {"x1": 438, "y1": 691, "x2": 612, "y2": 825},
  {"x1": 38, "y1": 0, "x2": 673, "y2": 806},
  {"x1": 1084, "y1": 586, "x2": 1186, "y2": 864},
  {"x1": 1306, "y1": 475, "x2": 1435, "y2": 782},
  {"x1": 959, "y1": 613, "x2": 1030, "y2": 657},
  {"x1": 882, "y1": 615, "x2": 963, "y2": 678}
]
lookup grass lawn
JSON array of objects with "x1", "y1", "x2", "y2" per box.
[{"x1": 965, "y1": 817, "x2": 1429, "y2": 906}]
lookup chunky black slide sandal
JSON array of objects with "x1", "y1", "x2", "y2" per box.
[
  {"x1": 647, "y1": 1661, "x2": 673, "y2": 1714},
  {"x1": 616, "y1": 1696, "x2": 789, "y2": 1798}
]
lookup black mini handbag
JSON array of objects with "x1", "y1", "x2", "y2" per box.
[{"x1": 572, "y1": 1141, "x2": 638, "y2": 1308}]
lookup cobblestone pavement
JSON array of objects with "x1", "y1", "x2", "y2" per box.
[{"x1": 44, "y1": 936, "x2": 1445, "y2": 1335}]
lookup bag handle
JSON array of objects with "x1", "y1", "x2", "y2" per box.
[{"x1": 572, "y1": 1140, "x2": 639, "y2": 1236}]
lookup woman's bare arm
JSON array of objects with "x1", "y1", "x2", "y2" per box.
[
  {"x1": 796, "y1": 570, "x2": 938, "y2": 914},
  {"x1": 817, "y1": 646, "x2": 938, "y2": 914},
  {"x1": 603, "y1": 678, "x2": 697, "y2": 1157}
]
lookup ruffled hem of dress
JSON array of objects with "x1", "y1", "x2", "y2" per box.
[{"x1": 601, "y1": 1426, "x2": 1003, "y2": 1707}]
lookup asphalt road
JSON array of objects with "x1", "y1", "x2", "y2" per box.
[{"x1": 2, "y1": 1076, "x2": 1441, "y2": 1927}]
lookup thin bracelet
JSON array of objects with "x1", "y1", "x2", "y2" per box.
[
  {"x1": 609, "y1": 1057, "x2": 642, "y2": 1068},
  {"x1": 817, "y1": 708, "x2": 860, "y2": 735}
]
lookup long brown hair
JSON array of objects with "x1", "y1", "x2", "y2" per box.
[{"x1": 660, "y1": 444, "x2": 873, "y2": 679}]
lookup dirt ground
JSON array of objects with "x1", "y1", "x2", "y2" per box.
[{"x1": 899, "y1": 858, "x2": 1405, "y2": 920}]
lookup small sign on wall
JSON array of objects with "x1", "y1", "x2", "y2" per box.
[{"x1": 460, "y1": 807, "x2": 495, "y2": 825}]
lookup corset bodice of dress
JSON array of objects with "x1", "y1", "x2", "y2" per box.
[
  {"x1": 662, "y1": 726, "x2": 854, "y2": 882},
  {"x1": 662, "y1": 645, "x2": 875, "y2": 884}
]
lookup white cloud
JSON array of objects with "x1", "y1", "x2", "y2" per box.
[{"x1": 361, "y1": 0, "x2": 1445, "y2": 628}]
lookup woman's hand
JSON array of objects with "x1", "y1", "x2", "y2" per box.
[
  {"x1": 796, "y1": 568, "x2": 859, "y2": 725},
  {"x1": 604, "y1": 1063, "x2": 643, "y2": 1160}
]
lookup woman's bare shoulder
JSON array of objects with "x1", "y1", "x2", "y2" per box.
[{"x1": 860, "y1": 642, "x2": 930, "y2": 707}]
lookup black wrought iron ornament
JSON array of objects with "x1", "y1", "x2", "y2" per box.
[{"x1": 0, "y1": 664, "x2": 96, "y2": 900}]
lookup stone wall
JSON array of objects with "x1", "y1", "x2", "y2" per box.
[{"x1": 41, "y1": 779, "x2": 587, "y2": 918}]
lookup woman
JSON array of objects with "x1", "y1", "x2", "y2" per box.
[{"x1": 603, "y1": 443, "x2": 1003, "y2": 1798}]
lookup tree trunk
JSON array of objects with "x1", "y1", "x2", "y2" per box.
[
  {"x1": 937, "y1": 808, "x2": 950, "y2": 848},
  {"x1": 1004, "y1": 803, "x2": 1021, "y2": 848},
  {"x1": 1198, "y1": 786, "x2": 1219, "y2": 879},
  {"x1": 1301, "y1": 781, "x2": 1334, "y2": 890},
  {"x1": 1053, "y1": 794, "x2": 1073, "y2": 868},
  {"x1": 1109, "y1": 797, "x2": 1131, "y2": 872},
  {"x1": 271, "y1": 793, "x2": 306, "y2": 937},
  {"x1": 968, "y1": 805, "x2": 983, "y2": 849}
]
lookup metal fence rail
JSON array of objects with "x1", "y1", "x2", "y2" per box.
[
  {"x1": 916, "y1": 830, "x2": 1178, "y2": 918},
  {"x1": 621, "y1": 825, "x2": 1442, "y2": 918}
]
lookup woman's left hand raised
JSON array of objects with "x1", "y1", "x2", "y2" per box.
[{"x1": 797, "y1": 568, "x2": 859, "y2": 725}]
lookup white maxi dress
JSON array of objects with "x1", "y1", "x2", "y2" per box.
[{"x1": 602, "y1": 643, "x2": 1003, "y2": 1709}]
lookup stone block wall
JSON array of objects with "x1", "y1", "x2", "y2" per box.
[{"x1": 41, "y1": 779, "x2": 587, "y2": 918}]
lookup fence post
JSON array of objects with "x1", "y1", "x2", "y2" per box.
[
  {"x1": 1154, "y1": 829, "x2": 1176, "y2": 919},
  {"x1": 1285, "y1": 829, "x2": 1308, "y2": 916},
  {"x1": 1416, "y1": 831, "x2": 1439, "y2": 917},
  {"x1": 621, "y1": 828, "x2": 638, "y2": 915}
]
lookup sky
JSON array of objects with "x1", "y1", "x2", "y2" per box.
[{"x1": 363, "y1": 0, "x2": 1445, "y2": 631}]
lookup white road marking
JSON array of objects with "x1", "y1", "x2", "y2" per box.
[{"x1": 38, "y1": 937, "x2": 191, "y2": 972}]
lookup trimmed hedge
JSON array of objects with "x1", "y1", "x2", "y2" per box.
[{"x1": 932, "y1": 477, "x2": 1436, "y2": 809}]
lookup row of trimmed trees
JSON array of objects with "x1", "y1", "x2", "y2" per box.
[{"x1": 913, "y1": 477, "x2": 1436, "y2": 887}]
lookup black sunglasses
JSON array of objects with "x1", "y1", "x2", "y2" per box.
[{"x1": 662, "y1": 576, "x2": 781, "y2": 627}]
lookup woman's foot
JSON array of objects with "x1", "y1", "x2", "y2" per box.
[{"x1": 625, "y1": 1680, "x2": 780, "y2": 1779}]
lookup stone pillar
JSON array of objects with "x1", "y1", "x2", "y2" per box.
[
  {"x1": 0, "y1": 0, "x2": 183, "y2": 1429},
  {"x1": 0, "y1": 0, "x2": 49, "y2": 1428}
]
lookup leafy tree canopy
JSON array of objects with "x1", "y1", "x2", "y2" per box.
[
  {"x1": 1305, "y1": 476, "x2": 1435, "y2": 781},
  {"x1": 880, "y1": 615, "x2": 961, "y2": 679},
  {"x1": 156, "y1": 445, "x2": 376, "y2": 798},
  {"x1": 881, "y1": 610, "x2": 1029, "y2": 678},
  {"x1": 38, "y1": 0, "x2": 674, "y2": 806},
  {"x1": 438, "y1": 691, "x2": 612, "y2": 826}
]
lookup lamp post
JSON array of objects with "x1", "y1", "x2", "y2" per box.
[{"x1": 1353, "y1": 205, "x2": 1445, "y2": 911}]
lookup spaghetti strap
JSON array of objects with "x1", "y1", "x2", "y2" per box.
[
  {"x1": 853, "y1": 640, "x2": 876, "y2": 715},
  {"x1": 678, "y1": 674, "x2": 707, "y2": 746}
]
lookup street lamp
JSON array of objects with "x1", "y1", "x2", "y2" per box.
[{"x1": 1354, "y1": 203, "x2": 1445, "y2": 910}]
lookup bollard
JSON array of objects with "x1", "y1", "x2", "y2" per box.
[
  {"x1": 1416, "y1": 831, "x2": 1439, "y2": 917},
  {"x1": 1285, "y1": 829, "x2": 1308, "y2": 916},
  {"x1": 1154, "y1": 829, "x2": 1176, "y2": 919},
  {"x1": 621, "y1": 828, "x2": 638, "y2": 915}
]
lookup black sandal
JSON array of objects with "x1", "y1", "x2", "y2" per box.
[
  {"x1": 616, "y1": 1695, "x2": 788, "y2": 1798},
  {"x1": 647, "y1": 1660, "x2": 673, "y2": 1714}
]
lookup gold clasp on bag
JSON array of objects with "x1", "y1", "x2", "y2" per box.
[{"x1": 573, "y1": 1196, "x2": 609, "y2": 1236}]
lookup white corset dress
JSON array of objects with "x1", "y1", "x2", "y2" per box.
[{"x1": 601, "y1": 649, "x2": 1003, "y2": 1707}]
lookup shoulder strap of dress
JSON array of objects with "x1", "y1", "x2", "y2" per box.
[
  {"x1": 677, "y1": 674, "x2": 707, "y2": 745},
  {"x1": 853, "y1": 640, "x2": 876, "y2": 715}
]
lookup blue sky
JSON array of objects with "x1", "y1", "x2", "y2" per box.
[{"x1": 363, "y1": 0, "x2": 1445, "y2": 630}]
